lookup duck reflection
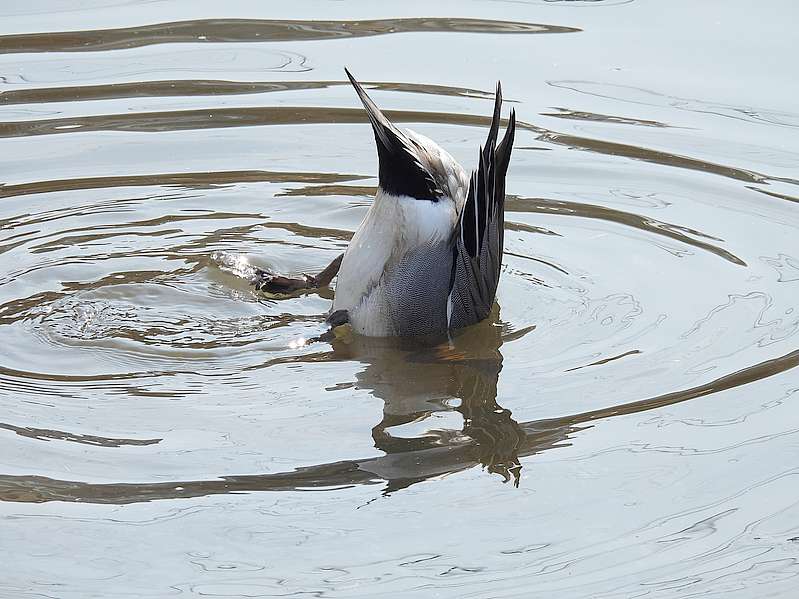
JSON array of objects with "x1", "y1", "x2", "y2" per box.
[{"x1": 328, "y1": 308, "x2": 528, "y2": 488}]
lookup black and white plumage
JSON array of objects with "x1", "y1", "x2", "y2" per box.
[{"x1": 331, "y1": 69, "x2": 516, "y2": 337}]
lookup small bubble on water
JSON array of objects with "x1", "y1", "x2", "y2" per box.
[
  {"x1": 289, "y1": 337, "x2": 307, "y2": 349},
  {"x1": 213, "y1": 251, "x2": 257, "y2": 280}
]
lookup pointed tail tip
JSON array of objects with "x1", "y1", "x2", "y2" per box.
[
  {"x1": 506, "y1": 108, "x2": 517, "y2": 142},
  {"x1": 504, "y1": 108, "x2": 517, "y2": 149},
  {"x1": 344, "y1": 67, "x2": 372, "y2": 106}
]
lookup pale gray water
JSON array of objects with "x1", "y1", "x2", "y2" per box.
[{"x1": 1, "y1": 1, "x2": 799, "y2": 597}]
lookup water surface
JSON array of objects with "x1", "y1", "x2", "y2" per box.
[{"x1": 2, "y1": 1, "x2": 799, "y2": 597}]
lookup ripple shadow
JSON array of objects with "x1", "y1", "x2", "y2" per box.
[{"x1": 0, "y1": 17, "x2": 580, "y2": 54}]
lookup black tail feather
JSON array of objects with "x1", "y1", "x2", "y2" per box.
[
  {"x1": 448, "y1": 83, "x2": 516, "y2": 331},
  {"x1": 344, "y1": 67, "x2": 441, "y2": 200}
]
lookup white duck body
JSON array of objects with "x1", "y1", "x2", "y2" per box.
[{"x1": 333, "y1": 132, "x2": 469, "y2": 336}]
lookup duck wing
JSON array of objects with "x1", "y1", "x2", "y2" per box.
[{"x1": 447, "y1": 85, "x2": 516, "y2": 330}]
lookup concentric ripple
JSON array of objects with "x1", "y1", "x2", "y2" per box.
[{"x1": 1, "y1": 2, "x2": 798, "y2": 598}]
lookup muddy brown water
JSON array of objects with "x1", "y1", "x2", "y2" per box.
[{"x1": 1, "y1": 1, "x2": 798, "y2": 597}]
